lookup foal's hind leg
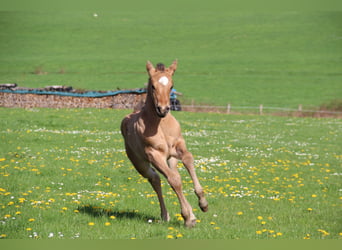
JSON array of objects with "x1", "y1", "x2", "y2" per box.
[{"x1": 125, "y1": 147, "x2": 169, "y2": 221}]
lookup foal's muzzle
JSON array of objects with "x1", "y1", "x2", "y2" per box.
[{"x1": 156, "y1": 105, "x2": 170, "y2": 117}]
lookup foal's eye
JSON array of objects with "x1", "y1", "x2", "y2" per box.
[
  {"x1": 152, "y1": 85, "x2": 156, "y2": 90},
  {"x1": 170, "y1": 85, "x2": 174, "y2": 90}
]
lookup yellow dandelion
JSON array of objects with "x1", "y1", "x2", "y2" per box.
[
  {"x1": 176, "y1": 233, "x2": 183, "y2": 238},
  {"x1": 237, "y1": 211, "x2": 243, "y2": 215},
  {"x1": 104, "y1": 222, "x2": 111, "y2": 226},
  {"x1": 261, "y1": 221, "x2": 266, "y2": 225},
  {"x1": 257, "y1": 216, "x2": 263, "y2": 220},
  {"x1": 88, "y1": 222, "x2": 95, "y2": 226},
  {"x1": 26, "y1": 228, "x2": 32, "y2": 231},
  {"x1": 110, "y1": 215, "x2": 116, "y2": 220},
  {"x1": 307, "y1": 208, "x2": 313, "y2": 212},
  {"x1": 256, "y1": 230, "x2": 262, "y2": 235},
  {"x1": 167, "y1": 235, "x2": 174, "y2": 239},
  {"x1": 276, "y1": 232, "x2": 283, "y2": 236},
  {"x1": 311, "y1": 194, "x2": 317, "y2": 198},
  {"x1": 210, "y1": 221, "x2": 216, "y2": 225},
  {"x1": 28, "y1": 218, "x2": 35, "y2": 222},
  {"x1": 304, "y1": 234, "x2": 311, "y2": 239}
]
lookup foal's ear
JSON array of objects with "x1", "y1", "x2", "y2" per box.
[
  {"x1": 146, "y1": 61, "x2": 155, "y2": 76},
  {"x1": 168, "y1": 60, "x2": 178, "y2": 75}
]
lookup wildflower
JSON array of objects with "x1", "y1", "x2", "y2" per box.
[
  {"x1": 104, "y1": 222, "x2": 111, "y2": 226},
  {"x1": 88, "y1": 222, "x2": 95, "y2": 226},
  {"x1": 311, "y1": 194, "x2": 317, "y2": 198},
  {"x1": 167, "y1": 235, "x2": 174, "y2": 239},
  {"x1": 256, "y1": 230, "x2": 262, "y2": 235},
  {"x1": 28, "y1": 218, "x2": 35, "y2": 222},
  {"x1": 307, "y1": 208, "x2": 313, "y2": 212},
  {"x1": 276, "y1": 232, "x2": 283, "y2": 236},
  {"x1": 257, "y1": 216, "x2": 263, "y2": 220},
  {"x1": 318, "y1": 229, "x2": 329, "y2": 236},
  {"x1": 210, "y1": 221, "x2": 216, "y2": 225},
  {"x1": 303, "y1": 234, "x2": 311, "y2": 239},
  {"x1": 26, "y1": 228, "x2": 32, "y2": 231},
  {"x1": 237, "y1": 211, "x2": 243, "y2": 215},
  {"x1": 48, "y1": 232, "x2": 54, "y2": 238},
  {"x1": 261, "y1": 221, "x2": 266, "y2": 225},
  {"x1": 176, "y1": 233, "x2": 183, "y2": 238},
  {"x1": 110, "y1": 215, "x2": 116, "y2": 220},
  {"x1": 0, "y1": 234, "x2": 7, "y2": 238}
]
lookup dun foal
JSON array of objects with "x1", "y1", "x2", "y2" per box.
[{"x1": 121, "y1": 60, "x2": 208, "y2": 227}]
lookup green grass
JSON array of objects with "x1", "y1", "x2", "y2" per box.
[
  {"x1": 0, "y1": 108, "x2": 341, "y2": 239},
  {"x1": 0, "y1": 11, "x2": 341, "y2": 108}
]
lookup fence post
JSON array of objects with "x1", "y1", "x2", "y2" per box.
[
  {"x1": 298, "y1": 104, "x2": 302, "y2": 112},
  {"x1": 259, "y1": 104, "x2": 263, "y2": 115},
  {"x1": 227, "y1": 103, "x2": 231, "y2": 114}
]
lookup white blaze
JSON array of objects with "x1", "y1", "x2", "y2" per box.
[{"x1": 158, "y1": 76, "x2": 169, "y2": 86}]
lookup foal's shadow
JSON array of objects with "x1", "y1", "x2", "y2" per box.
[
  {"x1": 78, "y1": 204, "x2": 158, "y2": 221},
  {"x1": 78, "y1": 204, "x2": 182, "y2": 226}
]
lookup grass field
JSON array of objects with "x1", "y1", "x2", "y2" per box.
[
  {"x1": 0, "y1": 11, "x2": 341, "y2": 108},
  {"x1": 0, "y1": 108, "x2": 341, "y2": 239}
]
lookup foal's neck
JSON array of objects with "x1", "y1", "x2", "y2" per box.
[{"x1": 142, "y1": 89, "x2": 162, "y2": 122}]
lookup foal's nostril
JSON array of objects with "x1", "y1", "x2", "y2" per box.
[{"x1": 156, "y1": 106, "x2": 170, "y2": 117}]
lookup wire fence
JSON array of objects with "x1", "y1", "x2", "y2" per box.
[{"x1": 181, "y1": 103, "x2": 342, "y2": 117}]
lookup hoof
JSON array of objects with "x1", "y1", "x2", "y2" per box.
[
  {"x1": 184, "y1": 218, "x2": 197, "y2": 228},
  {"x1": 161, "y1": 212, "x2": 170, "y2": 222},
  {"x1": 199, "y1": 200, "x2": 208, "y2": 212}
]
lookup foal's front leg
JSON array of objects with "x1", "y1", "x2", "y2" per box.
[
  {"x1": 148, "y1": 149, "x2": 197, "y2": 227},
  {"x1": 176, "y1": 141, "x2": 208, "y2": 213}
]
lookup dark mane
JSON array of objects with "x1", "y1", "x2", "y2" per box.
[{"x1": 156, "y1": 63, "x2": 165, "y2": 72}]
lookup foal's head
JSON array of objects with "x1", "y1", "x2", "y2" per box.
[{"x1": 146, "y1": 60, "x2": 177, "y2": 117}]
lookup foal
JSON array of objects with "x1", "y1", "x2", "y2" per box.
[{"x1": 121, "y1": 60, "x2": 208, "y2": 227}]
